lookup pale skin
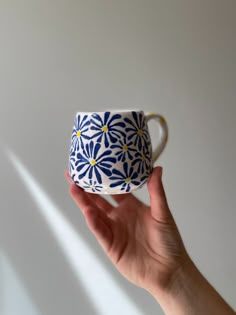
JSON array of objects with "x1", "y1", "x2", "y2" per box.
[{"x1": 65, "y1": 167, "x2": 235, "y2": 315}]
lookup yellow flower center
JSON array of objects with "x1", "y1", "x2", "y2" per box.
[
  {"x1": 141, "y1": 153, "x2": 145, "y2": 160},
  {"x1": 101, "y1": 125, "x2": 108, "y2": 132},
  {"x1": 122, "y1": 144, "x2": 128, "y2": 151},
  {"x1": 125, "y1": 177, "x2": 131, "y2": 184},
  {"x1": 77, "y1": 130, "x2": 81, "y2": 137},
  {"x1": 90, "y1": 159, "x2": 97, "y2": 166},
  {"x1": 137, "y1": 129, "x2": 143, "y2": 136}
]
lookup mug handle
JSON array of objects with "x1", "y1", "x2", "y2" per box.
[{"x1": 145, "y1": 113, "x2": 168, "y2": 163}]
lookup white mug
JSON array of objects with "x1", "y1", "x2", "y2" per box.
[{"x1": 69, "y1": 110, "x2": 168, "y2": 194}]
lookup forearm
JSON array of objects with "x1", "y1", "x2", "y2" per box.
[{"x1": 151, "y1": 258, "x2": 235, "y2": 315}]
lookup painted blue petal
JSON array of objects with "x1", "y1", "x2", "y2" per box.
[
  {"x1": 82, "y1": 134, "x2": 91, "y2": 140},
  {"x1": 124, "y1": 117, "x2": 133, "y2": 125},
  {"x1": 80, "y1": 115, "x2": 89, "y2": 128},
  {"x1": 82, "y1": 127, "x2": 89, "y2": 133},
  {"x1": 111, "y1": 129, "x2": 126, "y2": 138},
  {"x1": 124, "y1": 162, "x2": 128, "y2": 175},
  {"x1": 110, "y1": 180, "x2": 124, "y2": 188},
  {"x1": 112, "y1": 169, "x2": 124, "y2": 177},
  {"x1": 91, "y1": 126, "x2": 101, "y2": 131},
  {"x1": 88, "y1": 165, "x2": 94, "y2": 179},
  {"x1": 126, "y1": 184, "x2": 131, "y2": 192},
  {"x1": 104, "y1": 112, "x2": 110, "y2": 125},
  {"x1": 134, "y1": 136, "x2": 139, "y2": 147},
  {"x1": 127, "y1": 151, "x2": 133, "y2": 160},
  {"x1": 76, "y1": 152, "x2": 85, "y2": 161},
  {"x1": 132, "y1": 172, "x2": 138, "y2": 179},
  {"x1": 131, "y1": 159, "x2": 138, "y2": 166},
  {"x1": 89, "y1": 141, "x2": 94, "y2": 156},
  {"x1": 84, "y1": 143, "x2": 90, "y2": 157},
  {"x1": 99, "y1": 156, "x2": 116, "y2": 163},
  {"x1": 94, "y1": 142, "x2": 101, "y2": 159},
  {"x1": 132, "y1": 180, "x2": 140, "y2": 185},
  {"x1": 79, "y1": 165, "x2": 91, "y2": 179},
  {"x1": 76, "y1": 115, "x2": 81, "y2": 129},
  {"x1": 104, "y1": 133, "x2": 109, "y2": 148},
  {"x1": 126, "y1": 127, "x2": 136, "y2": 132},
  {"x1": 92, "y1": 114, "x2": 103, "y2": 124},
  {"x1": 132, "y1": 112, "x2": 138, "y2": 126},
  {"x1": 82, "y1": 120, "x2": 90, "y2": 129},
  {"x1": 99, "y1": 162, "x2": 113, "y2": 168},
  {"x1": 110, "y1": 122, "x2": 125, "y2": 128},
  {"x1": 99, "y1": 166, "x2": 112, "y2": 177},
  {"x1": 108, "y1": 133, "x2": 118, "y2": 143},
  {"x1": 138, "y1": 112, "x2": 142, "y2": 128},
  {"x1": 129, "y1": 166, "x2": 134, "y2": 176},
  {"x1": 90, "y1": 119, "x2": 101, "y2": 128},
  {"x1": 94, "y1": 167, "x2": 102, "y2": 184},
  {"x1": 110, "y1": 176, "x2": 123, "y2": 180},
  {"x1": 96, "y1": 149, "x2": 112, "y2": 161},
  {"x1": 111, "y1": 144, "x2": 120, "y2": 149},
  {"x1": 127, "y1": 132, "x2": 136, "y2": 140},
  {"x1": 76, "y1": 162, "x2": 88, "y2": 171},
  {"x1": 107, "y1": 114, "x2": 121, "y2": 125}
]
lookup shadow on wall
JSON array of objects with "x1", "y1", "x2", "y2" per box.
[{"x1": 2, "y1": 148, "x2": 159, "y2": 315}]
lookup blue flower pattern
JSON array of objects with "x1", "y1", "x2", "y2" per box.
[
  {"x1": 69, "y1": 111, "x2": 153, "y2": 193},
  {"x1": 131, "y1": 142, "x2": 152, "y2": 174},
  {"x1": 90, "y1": 112, "x2": 126, "y2": 148},
  {"x1": 75, "y1": 141, "x2": 116, "y2": 184},
  {"x1": 111, "y1": 138, "x2": 136, "y2": 162},
  {"x1": 82, "y1": 179, "x2": 103, "y2": 192},
  {"x1": 71, "y1": 114, "x2": 90, "y2": 152},
  {"x1": 124, "y1": 111, "x2": 149, "y2": 150},
  {"x1": 110, "y1": 162, "x2": 140, "y2": 192}
]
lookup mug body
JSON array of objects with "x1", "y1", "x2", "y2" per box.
[{"x1": 69, "y1": 110, "x2": 153, "y2": 194}]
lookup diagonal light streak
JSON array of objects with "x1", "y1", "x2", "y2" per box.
[
  {"x1": 6, "y1": 149, "x2": 143, "y2": 315},
  {"x1": 1, "y1": 252, "x2": 41, "y2": 315}
]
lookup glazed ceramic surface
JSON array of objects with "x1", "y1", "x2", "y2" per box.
[{"x1": 69, "y1": 110, "x2": 168, "y2": 194}]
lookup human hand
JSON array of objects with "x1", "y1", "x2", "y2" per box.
[{"x1": 65, "y1": 167, "x2": 189, "y2": 297}]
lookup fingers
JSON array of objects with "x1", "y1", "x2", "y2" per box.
[
  {"x1": 111, "y1": 194, "x2": 130, "y2": 204},
  {"x1": 65, "y1": 169, "x2": 114, "y2": 253},
  {"x1": 65, "y1": 169, "x2": 113, "y2": 213},
  {"x1": 147, "y1": 167, "x2": 172, "y2": 223},
  {"x1": 84, "y1": 206, "x2": 113, "y2": 253},
  {"x1": 111, "y1": 193, "x2": 141, "y2": 205},
  {"x1": 65, "y1": 169, "x2": 73, "y2": 183},
  {"x1": 89, "y1": 194, "x2": 113, "y2": 213},
  {"x1": 69, "y1": 183, "x2": 95, "y2": 216}
]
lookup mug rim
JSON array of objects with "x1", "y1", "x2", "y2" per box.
[{"x1": 75, "y1": 109, "x2": 144, "y2": 115}]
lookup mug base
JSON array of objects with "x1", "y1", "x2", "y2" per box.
[{"x1": 83, "y1": 183, "x2": 147, "y2": 195}]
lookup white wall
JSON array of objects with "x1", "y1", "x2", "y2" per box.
[{"x1": 0, "y1": 1, "x2": 235, "y2": 314}]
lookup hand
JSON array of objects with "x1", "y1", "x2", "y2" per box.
[{"x1": 65, "y1": 167, "x2": 189, "y2": 296}]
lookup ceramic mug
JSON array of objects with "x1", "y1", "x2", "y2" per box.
[{"x1": 68, "y1": 110, "x2": 168, "y2": 194}]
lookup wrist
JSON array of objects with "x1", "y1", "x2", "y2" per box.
[
  {"x1": 148, "y1": 256, "x2": 235, "y2": 315},
  {"x1": 148, "y1": 257, "x2": 201, "y2": 314},
  {"x1": 148, "y1": 255, "x2": 197, "y2": 302}
]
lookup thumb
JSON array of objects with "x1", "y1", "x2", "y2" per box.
[{"x1": 147, "y1": 167, "x2": 172, "y2": 222}]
